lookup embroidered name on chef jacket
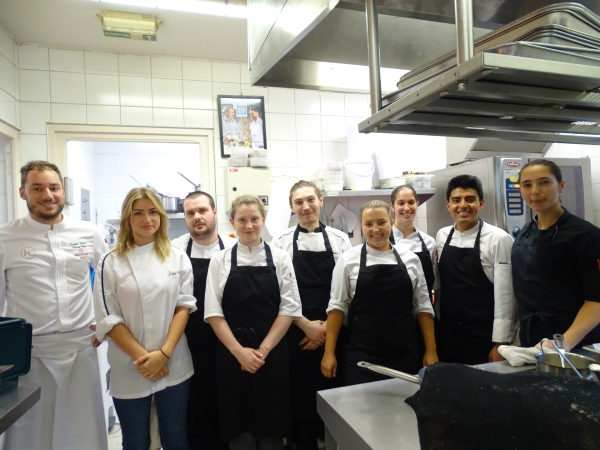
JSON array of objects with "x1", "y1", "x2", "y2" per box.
[
  {"x1": 168, "y1": 271, "x2": 181, "y2": 276},
  {"x1": 70, "y1": 241, "x2": 90, "y2": 260}
]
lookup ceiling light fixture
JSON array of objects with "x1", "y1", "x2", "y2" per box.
[
  {"x1": 98, "y1": 11, "x2": 162, "y2": 40},
  {"x1": 93, "y1": 0, "x2": 247, "y2": 18}
]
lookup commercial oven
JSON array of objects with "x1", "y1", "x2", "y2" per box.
[{"x1": 425, "y1": 156, "x2": 593, "y2": 238}]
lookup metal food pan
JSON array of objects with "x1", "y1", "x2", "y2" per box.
[
  {"x1": 487, "y1": 42, "x2": 600, "y2": 67},
  {"x1": 398, "y1": 3, "x2": 600, "y2": 89}
]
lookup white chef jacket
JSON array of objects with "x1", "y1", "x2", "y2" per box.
[
  {"x1": 391, "y1": 225, "x2": 437, "y2": 279},
  {"x1": 0, "y1": 214, "x2": 108, "y2": 450},
  {"x1": 326, "y1": 244, "x2": 434, "y2": 323},
  {"x1": 434, "y1": 221, "x2": 517, "y2": 343},
  {"x1": 172, "y1": 232, "x2": 237, "y2": 257},
  {"x1": 0, "y1": 214, "x2": 108, "y2": 335},
  {"x1": 250, "y1": 118, "x2": 264, "y2": 149},
  {"x1": 204, "y1": 241, "x2": 302, "y2": 320},
  {"x1": 94, "y1": 243, "x2": 196, "y2": 399},
  {"x1": 270, "y1": 225, "x2": 352, "y2": 261}
]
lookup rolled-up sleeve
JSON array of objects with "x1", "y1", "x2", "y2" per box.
[
  {"x1": 492, "y1": 233, "x2": 518, "y2": 343},
  {"x1": 276, "y1": 250, "x2": 302, "y2": 317},
  {"x1": 326, "y1": 255, "x2": 352, "y2": 316},
  {"x1": 177, "y1": 254, "x2": 197, "y2": 312},
  {"x1": 93, "y1": 252, "x2": 125, "y2": 341},
  {"x1": 204, "y1": 254, "x2": 225, "y2": 321}
]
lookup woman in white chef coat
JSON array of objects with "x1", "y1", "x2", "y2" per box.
[
  {"x1": 205, "y1": 194, "x2": 302, "y2": 450},
  {"x1": 321, "y1": 200, "x2": 437, "y2": 385},
  {"x1": 94, "y1": 187, "x2": 196, "y2": 450},
  {"x1": 512, "y1": 159, "x2": 600, "y2": 350}
]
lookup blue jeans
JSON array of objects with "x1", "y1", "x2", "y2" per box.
[{"x1": 113, "y1": 378, "x2": 191, "y2": 450}]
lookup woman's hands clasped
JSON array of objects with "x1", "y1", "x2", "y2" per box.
[{"x1": 134, "y1": 351, "x2": 170, "y2": 382}]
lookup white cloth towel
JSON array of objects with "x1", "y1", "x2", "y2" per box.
[{"x1": 498, "y1": 345, "x2": 548, "y2": 366}]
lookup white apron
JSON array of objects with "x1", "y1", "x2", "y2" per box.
[{"x1": 1, "y1": 329, "x2": 108, "y2": 450}]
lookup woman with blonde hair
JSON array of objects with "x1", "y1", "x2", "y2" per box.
[
  {"x1": 322, "y1": 200, "x2": 437, "y2": 385},
  {"x1": 94, "y1": 187, "x2": 196, "y2": 450},
  {"x1": 205, "y1": 195, "x2": 302, "y2": 450}
]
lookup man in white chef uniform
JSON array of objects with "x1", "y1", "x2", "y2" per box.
[
  {"x1": 0, "y1": 161, "x2": 108, "y2": 450},
  {"x1": 249, "y1": 106, "x2": 264, "y2": 149}
]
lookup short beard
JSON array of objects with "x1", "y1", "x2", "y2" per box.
[
  {"x1": 190, "y1": 218, "x2": 217, "y2": 239},
  {"x1": 27, "y1": 201, "x2": 64, "y2": 221}
]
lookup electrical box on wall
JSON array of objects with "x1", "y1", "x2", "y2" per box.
[{"x1": 226, "y1": 167, "x2": 271, "y2": 211}]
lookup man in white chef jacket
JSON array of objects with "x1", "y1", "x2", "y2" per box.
[
  {"x1": 172, "y1": 191, "x2": 236, "y2": 450},
  {"x1": 0, "y1": 161, "x2": 108, "y2": 450},
  {"x1": 249, "y1": 106, "x2": 264, "y2": 149}
]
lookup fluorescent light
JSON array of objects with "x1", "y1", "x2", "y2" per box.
[{"x1": 96, "y1": 0, "x2": 246, "y2": 18}]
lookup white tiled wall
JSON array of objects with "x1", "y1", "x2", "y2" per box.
[
  {"x1": 0, "y1": 25, "x2": 19, "y2": 130},
  {"x1": 67, "y1": 140, "x2": 200, "y2": 239},
  {"x1": 545, "y1": 143, "x2": 600, "y2": 225},
  {"x1": 0, "y1": 133, "x2": 7, "y2": 226}
]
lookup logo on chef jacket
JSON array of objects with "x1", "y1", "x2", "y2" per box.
[
  {"x1": 70, "y1": 242, "x2": 90, "y2": 260},
  {"x1": 21, "y1": 247, "x2": 36, "y2": 259}
]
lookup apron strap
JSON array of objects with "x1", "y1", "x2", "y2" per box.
[
  {"x1": 231, "y1": 242, "x2": 275, "y2": 271},
  {"x1": 360, "y1": 243, "x2": 402, "y2": 267},
  {"x1": 293, "y1": 222, "x2": 333, "y2": 256},
  {"x1": 186, "y1": 235, "x2": 225, "y2": 257},
  {"x1": 443, "y1": 220, "x2": 484, "y2": 254},
  {"x1": 474, "y1": 220, "x2": 484, "y2": 249},
  {"x1": 416, "y1": 231, "x2": 428, "y2": 253},
  {"x1": 264, "y1": 242, "x2": 276, "y2": 270},
  {"x1": 389, "y1": 232, "x2": 396, "y2": 245},
  {"x1": 521, "y1": 311, "x2": 554, "y2": 346}
]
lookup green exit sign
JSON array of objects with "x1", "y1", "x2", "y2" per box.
[{"x1": 103, "y1": 30, "x2": 157, "y2": 41}]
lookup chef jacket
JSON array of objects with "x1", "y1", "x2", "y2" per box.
[
  {"x1": 391, "y1": 225, "x2": 437, "y2": 275},
  {"x1": 93, "y1": 243, "x2": 196, "y2": 399},
  {"x1": 434, "y1": 221, "x2": 517, "y2": 343},
  {"x1": 172, "y1": 232, "x2": 237, "y2": 256},
  {"x1": 270, "y1": 225, "x2": 352, "y2": 260},
  {"x1": 204, "y1": 241, "x2": 302, "y2": 320},
  {"x1": 326, "y1": 244, "x2": 434, "y2": 323},
  {"x1": 250, "y1": 118, "x2": 264, "y2": 149},
  {"x1": 222, "y1": 117, "x2": 242, "y2": 141},
  {"x1": 0, "y1": 214, "x2": 108, "y2": 335}
]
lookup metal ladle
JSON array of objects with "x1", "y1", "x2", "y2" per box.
[{"x1": 178, "y1": 172, "x2": 202, "y2": 191}]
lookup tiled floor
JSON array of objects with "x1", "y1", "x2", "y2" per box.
[{"x1": 107, "y1": 423, "x2": 122, "y2": 450}]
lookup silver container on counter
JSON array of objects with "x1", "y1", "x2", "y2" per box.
[{"x1": 535, "y1": 351, "x2": 596, "y2": 378}]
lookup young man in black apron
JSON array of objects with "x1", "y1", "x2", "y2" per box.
[
  {"x1": 271, "y1": 181, "x2": 351, "y2": 450},
  {"x1": 172, "y1": 191, "x2": 237, "y2": 450},
  {"x1": 434, "y1": 175, "x2": 517, "y2": 365},
  {"x1": 205, "y1": 195, "x2": 302, "y2": 450}
]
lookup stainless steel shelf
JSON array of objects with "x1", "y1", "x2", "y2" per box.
[
  {"x1": 166, "y1": 213, "x2": 184, "y2": 219},
  {"x1": 321, "y1": 188, "x2": 436, "y2": 204}
]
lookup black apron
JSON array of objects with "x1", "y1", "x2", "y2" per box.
[
  {"x1": 185, "y1": 236, "x2": 227, "y2": 450},
  {"x1": 390, "y1": 230, "x2": 435, "y2": 366},
  {"x1": 512, "y1": 217, "x2": 600, "y2": 348},
  {"x1": 287, "y1": 224, "x2": 339, "y2": 422},
  {"x1": 344, "y1": 244, "x2": 418, "y2": 386},
  {"x1": 436, "y1": 221, "x2": 495, "y2": 365},
  {"x1": 216, "y1": 243, "x2": 292, "y2": 441},
  {"x1": 390, "y1": 230, "x2": 435, "y2": 295}
]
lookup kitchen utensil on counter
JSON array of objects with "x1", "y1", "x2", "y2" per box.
[
  {"x1": 178, "y1": 172, "x2": 202, "y2": 192},
  {"x1": 535, "y1": 338, "x2": 596, "y2": 379},
  {"x1": 146, "y1": 183, "x2": 181, "y2": 214},
  {"x1": 357, "y1": 361, "x2": 425, "y2": 384}
]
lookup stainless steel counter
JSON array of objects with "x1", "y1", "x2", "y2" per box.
[
  {"x1": 316, "y1": 361, "x2": 533, "y2": 450},
  {"x1": 0, "y1": 385, "x2": 41, "y2": 434}
]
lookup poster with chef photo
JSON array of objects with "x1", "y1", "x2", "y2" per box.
[{"x1": 217, "y1": 95, "x2": 266, "y2": 157}]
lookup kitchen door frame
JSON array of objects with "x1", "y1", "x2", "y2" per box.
[
  {"x1": 46, "y1": 124, "x2": 215, "y2": 218},
  {"x1": 0, "y1": 119, "x2": 21, "y2": 222}
]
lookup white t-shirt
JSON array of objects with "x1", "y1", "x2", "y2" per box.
[
  {"x1": 326, "y1": 244, "x2": 434, "y2": 322},
  {"x1": 172, "y1": 232, "x2": 237, "y2": 258},
  {"x1": 434, "y1": 221, "x2": 518, "y2": 343},
  {"x1": 93, "y1": 243, "x2": 196, "y2": 398},
  {"x1": 204, "y1": 241, "x2": 302, "y2": 320},
  {"x1": 0, "y1": 214, "x2": 108, "y2": 335}
]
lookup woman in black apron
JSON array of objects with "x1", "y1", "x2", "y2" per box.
[
  {"x1": 389, "y1": 185, "x2": 436, "y2": 367},
  {"x1": 204, "y1": 195, "x2": 302, "y2": 450},
  {"x1": 512, "y1": 159, "x2": 600, "y2": 351},
  {"x1": 271, "y1": 181, "x2": 352, "y2": 450},
  {"x1": 321, "y1": 200, "x2": 437, "y2": 386}
]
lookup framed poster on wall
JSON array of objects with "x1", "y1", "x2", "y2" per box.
[{"x1": 217, "y1": 95, "x2": 266, "y2": 157}]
